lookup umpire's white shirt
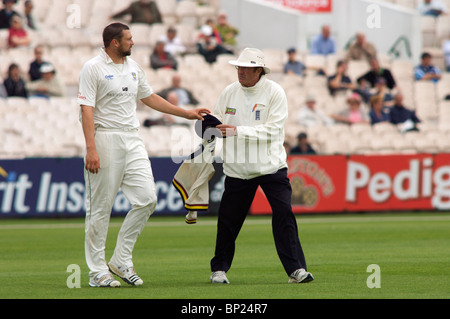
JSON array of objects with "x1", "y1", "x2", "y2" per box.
[
  {"x1": 214, "y1": 75, "x2": 288, "y2": 180},
  {"x1": 77, "y1": 48, "x2": 153, "y2": 128}
]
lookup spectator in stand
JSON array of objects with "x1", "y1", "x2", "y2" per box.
[
  {"x1": 373, "y1": 77, "x2": 395, "y2": 106},
  {"x1": 158, "y1": 26, "x2": 186, "y2": 57},
  {"x1": 3, "y1": 63, "x2": 28, "y2": 98},
  {"x1": 417, "y1": 0, "x2": 448, "y2": 17},
  {"x1": 29, "y1": 45, "x2": 48, "y2": 81},
  {"x1": 26, "y1": 63, "x2": 65, "y2": 98},
  {"x1": 0, "y1": 0, "x2": 19, "y2": 29},
  {"x1": 284, "y1": 47, "x2": 306, "y2": 76},
  {"x1": 143, "y1": 91, "x2": 190, "y2": 127},
  {"x1": 415, "y1": 52, "x2": 442, "y2": 82},
  {"x1": 346, "y1": 33, "x2": 377, "y2": 62},
  {"x1": 197, "y1": 25, "x2": 232, "y2": 64},
  {"x1": 310, "y1": 25, "x2": 336, "y2": 56},
  {"x1": 331, "y1": 92, "x2": 370, "y2": 125},
  {"x1": 152, "y1": 90, "x2": 177, "y2": 125},
  {"x1": 443, "y1": 39, "x2": 450, "y2": 72},
  {"x1": 390, "y1": 92, "x2": 421, "y2": 132},
  {"x1": 354, "y1": 77, "x2": 372, "y2": 104},
  {"x1": 158, "y1": 73, "x2": 199, "y2": 106},
  {"x1": 24, "y1": 0, "x2": 38, "y2": 31},
  {"x1": 110, "y1": 0, "x2": 162, "y2": 25},
  {"x1": 205, "y1": 18, "x2": 222, "y2": 45},
  {"x1": 290, "y1": 132, "x2": 317, "y2": 155},
  {"x1": 284, "y1": 47, "x2": 326, "y2": 76},
  {"x1": 357, "y1": 58, "x2": 396, "y2": 90},
  {"x1": 150, "y1": 40, "x2": 178, "y2": 71},
  {"x1": 369, "y1": 94, "x2": 390, "y2": 125},
  {"x1": 8, "y1": 14, "x2": 31, "y2": 48},
  {"x1": 165, "y1": 90, "x2": 191, "y2": 127},
  {"x1": 215, "y1": 12, "x2": 238, "y2": 51},
  {"x1": 356, "y1": 75, "x2": 395, "y2": 105},
  {"x1": 297, "y1": 94, "x2": 334, "y2": 127},
  {"x1": 328, "y1": 60, "x2": 355, "y2": 96}
]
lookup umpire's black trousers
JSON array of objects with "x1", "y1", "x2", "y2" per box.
[{"x1": 210, "y1": 168, "x2": 307, "y2": 276}]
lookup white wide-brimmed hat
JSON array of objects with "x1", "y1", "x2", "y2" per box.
[{"x1": 229, "y1": 48, "x2": 271, "y2": 74}]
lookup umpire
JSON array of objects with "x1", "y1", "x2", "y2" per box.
[{"x1": 210, "y1": 48, "x2": 314, "y2": 284}]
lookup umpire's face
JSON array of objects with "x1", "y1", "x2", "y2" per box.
[{"x1": 236, "y1": 66, "x2": 263, "y2": 87}]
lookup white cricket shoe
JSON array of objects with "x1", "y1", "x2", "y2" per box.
[
  {"x1": 109, "y1": 263, "x2": 144, "y2": 286},
  {"x1": 89, "y1": 272, "x2": 121, "y2": 288},
  {"x1": 185, "y1": 211, "x2": 197, "y2": 224},
  {"x1": 288, "y1": 268, "x2": 314, "y2": 283},
  {"x1": 210, "y1": 271, "x2": 230, "y2": 284}
]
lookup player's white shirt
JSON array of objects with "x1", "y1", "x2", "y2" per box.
[{"x1": 77, "y1": 48, "x2": 153, "y2": 129}]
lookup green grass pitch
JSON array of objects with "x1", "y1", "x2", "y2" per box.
[{"x1": 0, "y1": 212, "x2": 449, "y2": 300}]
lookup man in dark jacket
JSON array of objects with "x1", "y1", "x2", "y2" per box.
[
  {"x1": 390, "y1": 93, "x2": 421, "y2": 131},
  {"x1": 290, "y1": 133, "x2": 317, "y2": 155},
  {"x1": 4, "y1": 63, "x2": 28, "y2": 98},
  {"x1": 357, "y1": 58, "x2": 396, "y2": 90},
  {"x1": 28, "y1": 45, "x2": 48, "y2": 81},
  {"x1": 110, "y1": 0, "x2": 162, "y2": 25},
  {"x1": 0, "y1": 0, "x2": 19, "y2": 29},
  {"x1": 158, "y1": 74, "x2": 199, "y2": 106}
]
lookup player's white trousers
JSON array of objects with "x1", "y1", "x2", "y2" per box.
[{"x1": 84, "y1": 128, "x2": 157, "y2": 278}]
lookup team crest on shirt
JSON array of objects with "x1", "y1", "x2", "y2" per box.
[
  {"x1": 131, "y1": 72, "x2": 137, "y2": 81},
  {"x1": 225, "y1": 107, "x2": 236, "y2": 115}
]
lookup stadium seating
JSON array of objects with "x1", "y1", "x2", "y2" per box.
[{"x1": 0, "y1": 0, "x2": 449, "y2": 159}]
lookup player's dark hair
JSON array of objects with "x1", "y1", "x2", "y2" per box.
[{"x1": 102, "y1": 23, "x2": 130, "y2": 48}]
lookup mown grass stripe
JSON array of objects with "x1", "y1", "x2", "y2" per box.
[{"x1": 1, "y1": 214, "x2": 449, "y2": 230}]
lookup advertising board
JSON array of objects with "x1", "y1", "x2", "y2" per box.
[{"x1": 252, "y1": 154, "x2": 450, "y2": 214}]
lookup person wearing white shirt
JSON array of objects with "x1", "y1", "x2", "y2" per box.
[
  {"x1": 158, "y1": 26, "x2": 186, "y2": 56},
  {"x1": 209, "y1": 48, "x2": 314, "y2": 285},
  {"x1": 297, "y1": 95, "x2": 334, "y2": 127},
  {"x1": 417, "y1": 0, "x2": 448, "y2": 17},
  {"x1": 78, "y1": 22, "x2": 209, "y2": 288}
]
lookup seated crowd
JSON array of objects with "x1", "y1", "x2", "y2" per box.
[{"x1": 1, "y1": 0, "x2": 449, "y2": 157}]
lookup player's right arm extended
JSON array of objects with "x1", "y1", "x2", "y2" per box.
[{"x1": 81, "y1": 105, "x2": 100, "y2": 174}]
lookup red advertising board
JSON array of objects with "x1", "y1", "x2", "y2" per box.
[
  {"x1": 251, "y1": 154, "x2": 450, "y2": 215},
  {"x1": 252, "y1": 155, "x2": 347, "y2": 214},
  {"x1": 265, "y1": 0, "x2": 333, "y2": 13},
  {"x1": 345, "y1": 154, "x2": 435, "y2": 211},
  {"x1": 431, "y1": 153, "x2": 450, "y2": 210}
]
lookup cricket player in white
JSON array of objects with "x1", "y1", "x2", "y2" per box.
[{"x1": 78, "y1": 23, "x2": 209, "y2": 287}]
